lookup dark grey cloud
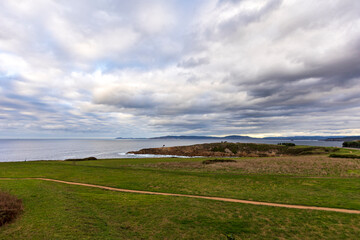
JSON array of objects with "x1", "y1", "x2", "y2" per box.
[{"x1": 1, "y1": 0, "x2": 360, "y2": 138}]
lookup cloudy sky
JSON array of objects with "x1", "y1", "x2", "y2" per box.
[{"x1": 0, "y1": 0, "x2": 360, "y2": 138}]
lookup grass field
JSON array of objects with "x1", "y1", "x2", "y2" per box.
[{"x1": 0, "y1": 150, "x2": 360, "y2": 239}]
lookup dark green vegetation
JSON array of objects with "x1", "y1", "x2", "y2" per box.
[
  {"x1": 0, "y1": 192, "x2": 23, "y2": 226},
  {"x1": 202, "y1": 159, "x2": 237, "y2": 164},
  {"x1": 65, "y1": 157, "x2": 97, "y2": 161},
  {"x1": 343, "y1": 140, "x2": 360, "y2": 148},
  {"x1": 209, "y1": 142, "x2": 331, "y2": 155},
  {"x1": 130, "y1": 142, "x2": 338, "y2": 157},
  {"x1": 277, "y1": 142, "x2": 296, "y2": 146},
  {"x1": 330, "y1": 154, "x2": 360, "y2": 159},
  {"x1": 0, "y1": 146, "x2": 360, "y2": 239}
]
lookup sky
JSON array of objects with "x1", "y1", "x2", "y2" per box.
[{"x1": 0, "y1": 0, "x2": 360, "y2": 138}]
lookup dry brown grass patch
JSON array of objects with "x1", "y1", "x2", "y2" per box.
[
  {"x1": 0, "y1": 192, "x2": 23, "y2": 227},
  {"x1": 144, "y1": 156, "x2": 360, "y2": 177}
]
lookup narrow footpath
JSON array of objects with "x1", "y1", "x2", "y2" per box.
[{"x1": 1, "y1": 177, "x2": 360, "y2": 214}]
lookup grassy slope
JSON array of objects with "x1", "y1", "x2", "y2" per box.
[
  {"x1": 334, "y1": 148, "x2": 360, "y2": 156},
  {"x1": 1, "y1": 180, "x2": 359, "y2": 240},
  {"x1": 0, "y1": 153, "x2": 360, "y2": 239},
  {"x1": 329, "y1": 147, "x2": 360, "y2": 159},
  {"x1": 1, "y1": 158, "x2": 360, "y2": 209}
]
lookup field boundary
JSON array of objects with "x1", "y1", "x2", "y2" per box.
[{"x1": 1, "y1": 177, "x2": 360, "y2": 214}]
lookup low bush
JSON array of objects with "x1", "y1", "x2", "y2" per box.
[
  {"x1": 226, "y1": 143, "x2": 240, "y2": 154},
  {"x1": 65, "y1": 157, "x2": 97, "y2": 161},
  {"x1": 0, "y1": 192, "x2": 23, "y2": 226},
  {"x1": 211, "y1": 146, "x2": 226, "y2": 152},
  {"x1": 343, "y1": 141, "x2": 360, "y2": 148},
  {"x1": 202, "y1": 159, "x2": 237, "y2": 164},
  {"x1": 277, "y1": 143, "x2": 296, "y2": 147},
  {"x1": 329, "y1": 153, "x2": 360, "y2": 159}
]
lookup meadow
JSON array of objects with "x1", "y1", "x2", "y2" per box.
[{"x1": 0, "y1": 146, "x2": 359, "y2": 239}]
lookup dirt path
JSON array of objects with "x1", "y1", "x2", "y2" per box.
[{"x1": 1, "y1": 177, "x2": 360, "y2": 214}]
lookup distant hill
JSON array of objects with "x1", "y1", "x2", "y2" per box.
[
  {"x1": 325, "y1": 136, "x2": 360, "y2": 142},
  {"x1": 263, "y1": 136, "x2": 334, "y2": 140},
  {"x1": 150, "y1": 135, "x2": 253, "y2": 140},
  {"x1": 116, "y1": 135, "x2": 360, "y2": 141},
  {"x1": 115, "y1": 137, "x2": 146, "y2": 139}
]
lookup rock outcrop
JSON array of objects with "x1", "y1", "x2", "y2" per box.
[{"x1": 128, "y1": 142, "x2": 332, "y2": 157}]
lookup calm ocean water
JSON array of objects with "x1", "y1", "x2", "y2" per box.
[{"x1": 0, "y1": 138, "x2": 342, "y2": 162}]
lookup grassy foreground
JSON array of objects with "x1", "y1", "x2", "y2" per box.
[{"x1": 0, "y1": 152, "x2": 360, "y2": 239}]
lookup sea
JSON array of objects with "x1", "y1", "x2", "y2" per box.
[{"x1": 0, "y1": 138, "x2": 343, "y2": 162}]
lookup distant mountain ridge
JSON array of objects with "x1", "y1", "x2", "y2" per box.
[
  {"x1": 264, "y1": 136, "x2": 333, "y2": 140},
  {"x1": 116, "y1": 135, "x2": 360, "y2": 141},
  {"x1": 324, "y1": 136, "x2": 360, "y2": 142},
  {"x1": 150, "y1": 135, "x2": 253, "y2": 140}
]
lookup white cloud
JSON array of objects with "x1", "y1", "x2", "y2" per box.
[
  {"x1": 135, "y1": 1, "x2": 176, "y2": 34},
  {"x1": 0, "y1": 53, "x2": 29, "y2": 76},
  {"x1": 48, "y1": 16, "x2": 139, "y2": 61},
  {"x1": 0, "y1": 0, "x2": 360, "y2": 138}
]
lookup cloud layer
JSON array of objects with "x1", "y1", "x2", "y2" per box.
[{"x1": 0, "y1": 0, "x2": 360, "y2": 138}]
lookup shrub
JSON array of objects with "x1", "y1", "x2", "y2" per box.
[
  {"x1": 277, "y1": 143, "x2": 296, "y2": 147},
  {"x1": 211, "y1": 145, "x2": 226, "y2": 152},
  {"x1": 329, "y1": 153, "x2": 360, "y2": 159},
  {"x1": 0, "y1": 192, "x2": 23, "y2": 226},
  {"x1": 226, "y1": 143, "x2": 239, "y2": 154},
  {"x1": 343, "y1": 141, "x2": 360, "y2": 148},
  {"x1": 65, "y1": 157, "x2": 97, "y2": 161},
  {"x1": 202, "y1": 159, "x2": 237, "y2": 164},
  {"x1": 208, "y1": 142, "x2": 330, "y2": 156}
]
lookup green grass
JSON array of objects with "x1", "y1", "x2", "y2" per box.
[
  {"x1": 332, "y1": 147, "x2": 360, "y2": 154},
  {"x1": 1, "y1": 179, "x2": 359, "y2": 239},
  {"x1": 329, "y1": 147, "x2": 360, "y2": 158},
  {"x1": 0, "y1": 159, "x2": 360, "y2": 209},
  {"x1": 0, "y1": 156, "x2": 360, "y2": 239}
]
